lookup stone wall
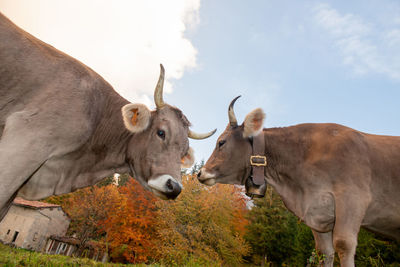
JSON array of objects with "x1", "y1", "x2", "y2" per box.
[{"x1": 0, "y1": 204, "x2": 70, "y2": 251}]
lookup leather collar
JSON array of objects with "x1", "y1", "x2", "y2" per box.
[{"x1": 249, "y1": 133, "x2": 267, "y2": 186}]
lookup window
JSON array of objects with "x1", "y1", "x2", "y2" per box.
[
  {"x1": 11, "y1": 231, "x2": 19, "y2": 243},
  {"x1": 6, "y1": 229, "x2": 10, "y2": 235}
]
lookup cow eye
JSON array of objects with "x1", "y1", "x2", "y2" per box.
[
  {"x1": 218, "y1": 140, "x2": 226, "y2": 148},
  {"x1": 157, "y1": 129, "x2": 165, "y2": 140}
]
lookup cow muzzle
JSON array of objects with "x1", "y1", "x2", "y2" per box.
[
  {"x1": 245, "y1": 176, "x2": 267, "y2": 198},
  {"x1": 196, "y1": 168, "x2": 216, "y2": 186},
  {"x1": 148, "y1": 175, "x2": 182, "y2": 200}
]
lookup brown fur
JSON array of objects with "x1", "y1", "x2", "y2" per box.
[
  {"x1": 200, "y1": 119, "x2": 400, "y2": 267},
  {"x1": 0, "y1": 11, "x2": 200, "y2": 216}
]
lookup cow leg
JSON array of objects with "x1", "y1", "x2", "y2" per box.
[
  {"x1": 0, "y1": 190, "x2": 19, "y2": 221},
  {"x1": 312, "y1": 230, "x2": 335, "y2": 267},
  {"x1": 0, "y1": 110, "x2": 69, "y2": 216},
  {"x1": 0, "y1": 137, "x2": 50, "y2": 217},
  {"x1": 332, "y1": 194, "x2": 369, "y2": 267},
  {"x1": 332, "y1": 231, "x2": 358, "y2": 267}
]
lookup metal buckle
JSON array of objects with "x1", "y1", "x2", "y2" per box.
[{"x1": 250, "y1": 155, "x2": 267, "y2": 167}]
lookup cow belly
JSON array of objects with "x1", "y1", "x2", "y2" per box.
[
  {"x1": 361, "y1": 186, "x2": 400, "y2": 241},
  {"x1": 362, "y1": 209, "x2": 400, "y2": 241},
  {"x1": 363, "y1": 224, "x2": 400, "y2": 242},
  {"x1": 17, "y1": 159, "x2": 71, "y2": 200}
]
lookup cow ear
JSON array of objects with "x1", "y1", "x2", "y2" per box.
[
  {"x1": 121, "y1": 103, "x2": 151, "y2": 133},
  {"x1": 181, "y1": 147, "x2": 195, "y2": 168},
  {"x1": 243, "y1": 108, "x2": 265, "y2": 138}
]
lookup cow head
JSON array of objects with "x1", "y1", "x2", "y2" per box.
[
  {"x1": 197, "y1": 96, "x2": 266, "y2": 196},
  {"x1": 122, "y1": 65, "x2": 216, "y2": 200}
]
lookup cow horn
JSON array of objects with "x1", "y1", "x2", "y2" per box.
[
  {"x1": 154, "y1": 64, "x2": 165, "y2": 109},
  {"x1": 228, "y1": 95, "x2": 241, "y2": 127},
  {"x1": 188, "y1": 129, "x2": 217, "y2": 140}
]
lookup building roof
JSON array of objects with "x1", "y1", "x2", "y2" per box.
[{"x1": 13, "y1": 197, "x2": 61, "y2": 209}]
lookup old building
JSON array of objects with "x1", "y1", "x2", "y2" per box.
[
  {"x1": 44, "y1": 235, "x2": 106, "y2": 261},
  {"x1": 0, "y1": 197, "x2": 70, "y2": 251},
  {"x1": 44, "y1": 235, "x2": 79, "y2": 257}
]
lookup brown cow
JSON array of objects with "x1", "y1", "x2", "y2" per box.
[
  {"x1": 0, "y1": 12, "x2": 216, "y2": 220},
  {"x1": 198, "y1": 96, "x2": 400, "y2": 267}
]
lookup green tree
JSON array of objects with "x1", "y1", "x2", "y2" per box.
[
  {"x1": 244, "y1": 187, "x2": 314, "y2": 266},
  {"x1": 356, "y1": 228, "x2": 400, "y2": 266}
]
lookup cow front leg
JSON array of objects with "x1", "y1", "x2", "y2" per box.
[
  {"x1": 333, "y1": 232, "x2": 357, "y2": 267},
  {"x1": 0, "y1": 136, "x2": 51, "y2": 219},
  {"x1": 312, "y1": 230, "x2": 335, "y2": 267},
  {"x1": 332, "y1": 193, "x2": 369, "y2": 267},
  {"x1": 0, "y1": 110, "x2": 71, "y2": 219}
]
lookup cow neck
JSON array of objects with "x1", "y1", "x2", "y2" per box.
[
  {"x1": 250, "y1": 133, "x2": 267, "y2": 186},
  {"x1": 263, "y1": 127, "x2": 307, "y2": 183},
  {"x1": 87, "y1": 93, "x2": 132, "y2": 167},
  {"x1": 262, "y1": 127, "x2": 311, "y2": 218},
  {"x1": 94, "y1": 94, "x2": 131, "y2": 144}
]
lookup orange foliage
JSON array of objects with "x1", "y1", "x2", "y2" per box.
[
  {"x1": 46, "y1": 174, "x2": 250, "y2": 265},
  {"x1": 101, "y1": 179, "x2": 158, "y2": 263},
  {"x1": 62, "y1": 185, "x2": 122, "y2": 246},
  {"x1": 49, "y1": 178, "x2": 158, "y2": 264}
]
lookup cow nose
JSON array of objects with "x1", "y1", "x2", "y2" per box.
[
  {"x1": 197, "y1": 170, "x2": 202, "y2": 178},
  {"x1": 165, "y1": 179, "x2": 182, "y2": 199}
]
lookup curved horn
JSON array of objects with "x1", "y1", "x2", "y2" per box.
[
  {"x1": 228, "y1": 95, "x2": 241, "y2": 127},
  {"x1": 188, "y1": 128, "x2": 217, "y2": 140},
  {"x1": 154, "y1": 64, "x2": 165, "y2": 109}
]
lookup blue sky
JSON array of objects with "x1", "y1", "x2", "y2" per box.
[
  {"x1": 1, "y1": 0, "x2": 399, "y2": 163},
  {"x1": 170, "y1": 0, "x2": 400, "y2": 161}
]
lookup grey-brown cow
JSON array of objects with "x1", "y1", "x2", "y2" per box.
[
  {"x1": 0, "y1": 12, "x2": 215, "y2": 219},
  {"x1": 198, "y1": 96, "x2": 400, "y2": 267}
]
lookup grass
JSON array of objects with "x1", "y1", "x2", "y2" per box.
[
  {"x1": 0, "y1": 243, "x2": 223, "y2": 267},
  {"x1": 0, "y1": 243, "x2": 157, "y2": 267}
]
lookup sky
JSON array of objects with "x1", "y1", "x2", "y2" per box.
[{"x1": 1, "y1": 0, "x2": 399, "y2": 163}]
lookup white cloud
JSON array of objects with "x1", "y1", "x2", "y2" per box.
[
  {"x1": 313, "y1": 4, "x2": 371, "y2": 37},
  {"x1": 312, "y1": 3, "x2": 400, "y2": 80},
  {"x1": 0, "y1": 0, "x2": 200, "y2": 107}
]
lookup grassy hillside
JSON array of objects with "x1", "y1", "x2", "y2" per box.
[{"x1": 0, "y1": 243, "x2": 153, "y2": 267}]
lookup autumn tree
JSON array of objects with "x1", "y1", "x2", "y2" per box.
[
  {"x1": 58, "y1": 185, "x2": 123, "y2": 253},
  {"x1": 101, "y1": 178, "x2": 158, "y2": 263},
  {"x1": 154, "y1": 174, "x2": 250, "y2": 266},
  {"x1": 46, "y1": 178, "x2": 158, "y2": 264}
]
